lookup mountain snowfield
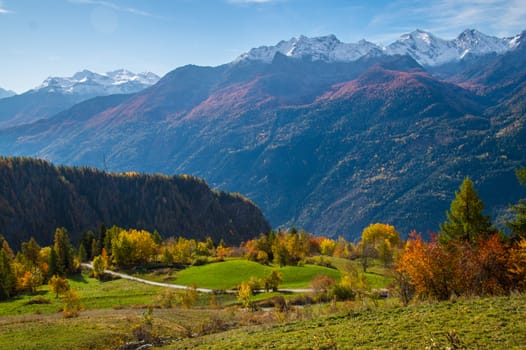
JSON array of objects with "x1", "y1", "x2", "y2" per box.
[
  {"x1": 238, "y1": 29, "x2": 523, "y2": 67},
  {"x1": 36, "y1": 69, "x2": 160, "y2": 96}
]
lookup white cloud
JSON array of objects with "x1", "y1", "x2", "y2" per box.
[
  {"x1": 368, "y1": 0, "x2": 526, "y2": 43},
  {"x1": 0, "y1": 0, "x2": 12, "y2": 14}
]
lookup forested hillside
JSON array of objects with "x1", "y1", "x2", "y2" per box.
[{"x1": 0, "y1": 157, "x2": 270, "y2": 248}]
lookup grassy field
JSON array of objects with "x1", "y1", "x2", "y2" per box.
[
  {"x1": 172, "y1": 293, "x2": 526, "y2": 350},
  {"x1": 133, "y1": 259, "x2": 343, "y2": 290},
  {"x1": 2, "y1": 289, "x2": 524, "y2": 349},
  {"x1": 1, "y1": 263, "x2": 525, "y2": 349},
  {"x1": 0, "y1": 271, "x2": 165, "y2": 316}
]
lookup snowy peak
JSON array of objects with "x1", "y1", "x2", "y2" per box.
[
  {"x1": 386, "y1": 29, "x2": 459, "y2": 66},
  {"x1": 237, "y1": 34, "x2": 382, "y2": 63},
  {"x1": 238, "y1": 29, "x2": 524, "y2": 67},
  {"x1": 0, "y1": 87, "x2": 16, "y2": 99},
  {"x1": 36, "y1": 69, "x2": 160, "y2": 96},
  {"x1": 455, "y1": 29, "x2": 514, "y2": 58}
]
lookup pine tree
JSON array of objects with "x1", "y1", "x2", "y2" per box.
[
  {"x1": 0, "y1": 246, "x2": 16, "y2": 300},
  {"x1": 440, "y1": 177, "x2": 494, "y2": 244},
  {"x1": 53, "y1": 227, "x2": 74, "y2": 276},
  {"x1": 508, "y1": 168, "x2": 526, "y2": 240}
]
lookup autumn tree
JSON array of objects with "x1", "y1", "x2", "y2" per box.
[
  {"x1": 111, "y1": 228, "x2": 157, "y2": 267},
  {"x1": 62, "y1": 289, "x2": 81, "y2": 318},
  {"x1": 92, "y1": 255, "x2": 106, "y2": 280},
  {"x1": 440, "y1": 177, "x2": 494, "y2": 244},
  {"x1": 48, "y1": 275, "x2": 70, "y2": 298},
  {"x1": 16, "y1": 266, "x2": 43, "y2": 294},
  {"x1": 237, "y1": 281, "x2": 253, "y2": 308},
  {"x1": 508, "y1": 238, "x2": 526, "y2": 290},
  {"x1": 396, "y1": 233, "x2": 457, "y2": 301},
  {"x1": 361, "y1": 223, "x2": 400, "y2": 268},
  {"x1": 397, "y1": 232, "x2": 514, "y2": 302}
]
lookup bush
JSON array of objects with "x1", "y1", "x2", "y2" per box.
[
  {"x1": 330, "y1": 284, "x2": 355, "y2": 301},
  {"x1": 191, "y1": 256, "x2": 209, "y2": 266},
  {"x1": 62, "y1": 289, "x2": 81, "y2": 318}
]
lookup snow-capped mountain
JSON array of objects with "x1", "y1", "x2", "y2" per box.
[
  {"x1": 238, "y1": 29, "x2": 523, "y2": 67},
  {"x1": 385, "y1": 29, "x2": 459, "y2": 66},
  {"x1": 454, "y1": 29, "x2": 516, "y2": 58},
  {"x1": 236, "y1": 34, "x2": 382, "y2": 63},
  {"x1": 387, "y1": 29, "x2": 520, "y2": 66},
  {"x1": 0, "y1": 88, "x2": 15, "y2": 99},
  {"x1": 36, "y1": 69, "x2": 160, "y2": 96}
]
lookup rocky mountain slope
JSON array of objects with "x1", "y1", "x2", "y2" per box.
[{"x1": 0, "y1": 29, "x2": 525, "y2": 239}]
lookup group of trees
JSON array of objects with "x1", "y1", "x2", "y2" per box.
[
  {"x1": 2, "y1": 168, "x2": 525, "y2": 307},
  {"x1": 0, "y1": 227, "x2": 77, "y2": 300},
  {"x1": 396, "y1": 173, "x2": 526, "y2": 303},
  {"x1": 243, "y1": 225, "x2": 401, "y2": 270},
  {"x1": 0, "y1": 156, "x2": 269, "y2": 251}
]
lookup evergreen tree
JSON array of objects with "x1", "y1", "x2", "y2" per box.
[
  {"x1": 48, "y1": 247, "x2": 59, "y2": 278},
  {"x1": 21, "y1": 237, "x2": 41, "y2": 268},
  {"x1": 78, "y1": 243, "x2": 87, "y2": 263},
  {"x1": 0, "y1": 244, "x2": 16, "y2": 300},
  {"x1": 440, "y1": 177, "x2": 494, "y2": 244},
  {"x1": 53, "y1": 227, "x2": 75, "y2": 276},
  {"x1": 508, "y1": 168, "x2": 526, "y2": 240}
]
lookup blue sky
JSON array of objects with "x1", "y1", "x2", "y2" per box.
[{"x1": 1, "y1": 0, "x2": 525, "y2": 93}]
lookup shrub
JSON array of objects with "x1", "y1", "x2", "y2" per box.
[
  {"x1": 62, "y1": 289, "x2": 81, "y2": 318},
  {"x1": 330, "y1": 284, "x2": 355, "y2": 301},
  {"x1": 262, "y1": 270, "x2": 283, "y2": 292},
  {"x1": 48, "y1": 275, "x2": 70, "y2": 298}
]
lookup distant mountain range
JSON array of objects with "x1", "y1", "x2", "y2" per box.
[
  {"x1": 0, "y1": 29, "x2": 525, "y2": 240},
  {"x1": 238, "y1": 29, "x2": 521, "y2": 67},
  {"x1": 0, "y1": 69, "x2": 159, "y2": 128},
  {"x1": 0, "y1": 88, "x2": 15, "y2": 100}
]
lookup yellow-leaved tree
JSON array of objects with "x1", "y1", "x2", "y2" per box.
[
  {"x1": 111, "y1": 229, "x2": 157, "y2": 267},
  {"x1": 361, "y1": 223, "x2": 400, "y2": 269}
]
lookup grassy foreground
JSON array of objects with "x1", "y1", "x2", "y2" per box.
[
  {"x1": 1, "y1": 291, "x2": 524, "y2": 349},
  {"x1": 173, "y1": 294, "x2": 526, "y2": 350}
]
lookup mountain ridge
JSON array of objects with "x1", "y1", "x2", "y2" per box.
[
  {"x1": 0, "y1": 30, "x2": 525, "y2": 239},
  {"x1": 238, "y1": 29, "x2": 522, "y2": 67},
  {"x1": 0, "y1": 69, "x2": 159, "y2": 128}
]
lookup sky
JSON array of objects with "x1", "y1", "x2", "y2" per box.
[{"x1": 1, "y1": 0, "x2": 525, "y2": 93}]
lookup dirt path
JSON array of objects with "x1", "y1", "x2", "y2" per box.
[{"x1": 81, "y1": 263, "x2": 219, "y2": 293}]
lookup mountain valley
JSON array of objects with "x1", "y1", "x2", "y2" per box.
[{"x1": 1, "y1": 29, "x2": 525, "y2": 239}]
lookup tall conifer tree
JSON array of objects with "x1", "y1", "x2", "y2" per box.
[{"x1": 440, "y1": 177, "x2": 493, "y2": 244}]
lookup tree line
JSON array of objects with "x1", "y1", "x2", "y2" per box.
[{"x1": 0, "y1": 156, "x2": 270, "y2": 250}]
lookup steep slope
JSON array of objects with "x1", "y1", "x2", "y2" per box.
[{"x1": 0, "y1": 157, "x2": 270, "y2": 248}]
